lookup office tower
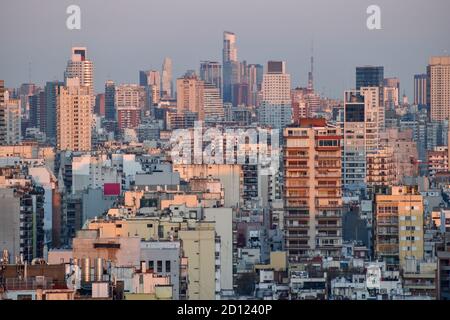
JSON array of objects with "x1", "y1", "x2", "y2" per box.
[
  {"x1": 176, "y1": 72, "x2": 205, "y2": 120},
  {"x1": 356, "y1": 66, "x2": 384, "y2": 105},
  {"x1": 223, "y1": 31, "x2": 240, "y2": 103},
  {"x1": 283, "y1": 118, "x2": 343, "y2": 261},
  {"x1": 94, "y1": 93, "x2": 105, "y2": 116},
  {"x1": 139, "y1": 70, "x2": 147, "y2": 87},
  {"x1": 5, "y1": 98, "x2": 21, "y2": 145},
  {"x1": 414, "y1": 74, "x2": 428, "y2": 106},
  {"x1": 56, "y1": 78, "x2": 92, "y2": 152},
  {"x1": 258, "y1": 61, "x2": 292, "y2": 129},
  {"x1": 64, "y1": 47, "x2": 94, "y2": 95},
  {"x1": 105, "y1": 80, "x2": 116, "y2": 121},
  {"x1": 232, "y1": 83, "x2": 249, "y2": 107},
  {"x1": 200, "y1": 61, "x2": 222, "y2": 95},
  {"x1": 374, "y1": 186, "x2": 424, "y2": 270},
  {"x1": 43, "y1": 81, "x2": 64, "y2": 142},
  {"x1": 203, "y1": 83, "x2": 224, "y2": 123},
  {"x1": 115, "y1": 84, "x2": 146, "y2": 115},
  {"x1": 223, "y1": 31, "x2": 237, "y2": 63},
  {"x1": 343, "y1": 87, "x2": 382, "y2": 193},
  {"x1": 383, "y1": 78, "x2": 400, "y2": 110},
  {"x1": 161, "y1": 57, "x2": 173, "y2": 98},
  {"x1": 247, "y1": 64, "x2": 263, "y2": 106},
  {"x1": 140, "y1": 70, "x2": 161, "y2": 104},
  {"x1": 29, "y1": 90, "x2": 45, "y2": 131},
  {"x1": 428, "y1": 56, "x2": 450, "y2": 121},
  {"x1": 0, "y1": 80, "x2": 5, "y2": 145},
  {"x1": 262, "y1": 61, "x2": 291, "y2": 104}
]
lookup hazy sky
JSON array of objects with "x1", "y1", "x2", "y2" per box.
[{"x1": 1, "y1": 0, "x2": 449, "y2": 99}]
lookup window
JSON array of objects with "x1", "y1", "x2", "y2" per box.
[
  {"x1": 157, "y1": 260, "x2": 163, "y2": 273},
  {"x1": 148, "y1": 260, "x2": 154, "y2": 271},
  {"x1": 165, "y1": 260, "x2": 171, "y2": 273}
]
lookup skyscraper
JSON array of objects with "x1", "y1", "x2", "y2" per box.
[
  {"x1": 428, "y1": 56, "x2": 450, "y2": 121},
  {"x1": 105, "y1": 80, "x2": 116, "y2": 121},
  {"x1": 203, "y1": 83, "x2": 224, "y2": 123},
  {"x1": 414, "y1": 74, "x2": 428, "y2": 106},
  {"x1": 383, "y1": 78, "x2": 400, "y2": 110},
  {"x1": 343, "y1": 87, "x2": 382, "y2": 193},
  {"x1": 222, "y1": 31, "x2": 240, "y2": 103},
  {"x1": 64, "y1": 47, "x2": 94, "y2": 95},
  {"x1": 200, "y1": 61, "x2": 222, "y2": 95},
  {"x1": 247, "y1": 64, "x2": 263, "y2": 106},
  {"x1": 283, "y1": 118, "x2": 343, "y2": 261},
  {"x1": 356, "y1": 66, "x2": 384, "y2": 105},
  {"x1": 45, "y1": 81, "x2": 64, "y2": 140},
  {"x1": 56, "y1": 78, "x2": 92, "y2": 152},
  {"x1": 223, "y1": 31, "x2": 237, "y2": 63},
  {"x1": 161, "y1": 57, "x2": 173, "y2": 98},
  {"x1": 258, "y1": 61, "x2": 292, "y2": 129},
  {"x1": 176, "y1": 72, "x2": 205, "y2": 120}
]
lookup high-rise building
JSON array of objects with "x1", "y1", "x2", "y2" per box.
[
  {"x1": 200, "y1": 61, "x2": 222, "y2": 95},
  {"x1": 64, "y1": 47, "x2": 94, "y2": 95},
  {"x1": 4, "y1": 98, "x2": 21, "y2": 145},
  {"x1": 56, "y1": 78, "x2": 92, "y2": 152},
  {"x1": 247, "y1": 64, "x2": 263, "y2": 106},
  {"x1": 0, "y1": 80, "x2": 6, "y2": 145},
  {"x1": 203, "y1": 83, "x2": 224, "y2": 123},
  {"x1": 223, "y1": 31, "x2": 237, "y2": 63},
  {"x1": 161, "y1": 57, "x2": 173, "y2": 98},
  {"x1": 176, "y1": 72, "x2": 205, "y2": 120},
  {"x1": 105, "y1": 80, "x2": 116, "y2": 121},
  {"x1": 140, "y1": 70, "x2": 161, "y2": 105},
  {"x1": 414, "y1": 74, "x2": 427, "y2": 106},
  {"x1": 44, "y1": 81, "x2": 64, "y2": 141},
  {"x1": 343, "y1": 87, "x2": 382, "y2": 193},
  {"x1": 115, "y1": 84, "x2": 146, "y2": 112},
  {"x1": 0, "y1": 174, "x2": 45, "y2": 263},
  {"x1": 356, "y1": 66, "x2": 384, "y2": 103},
  {"x1": 29, "y1": 90, "x2": 46, "y2": 132},
  {"x1": 94, "y1": 93, "x2": 105, "y2": 116},
  {"x1": 223, "y1": 31, "x2": 239, "y2": 103},
  {"x1": 258, "y1": 61, "x2": 292, "y2": 129},
  {"x1": 383, "y1": 78, "x2": 400, "y2": 110},
  {"x1": 428, "y1": 56, "x2": 450, "y2": 121},
  {"x1": 374, "y1": 186, "x2": 424, "y2": 270},
  {"x1": 262, "y1": 61, "x2": 291, "y2": 104},
  {"x1": 283, "y1": 118, "x2": 343, "y2": 261}
]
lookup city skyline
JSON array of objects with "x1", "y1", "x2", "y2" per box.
[{"x1": 1, "y1": 0, "x2": 450, "y2": 99}]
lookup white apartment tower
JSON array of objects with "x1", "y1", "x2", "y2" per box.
[
  {"x1": 343, "y1": 87, "x2": 382, "y2": 193},
  {"x1": 64, "y1": 47, "x2": 94, "y2": 95},
  {"x1": 259, "y1": 61, "x2": 292, "y2": 129}
]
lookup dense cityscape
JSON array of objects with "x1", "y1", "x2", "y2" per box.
[{"x1": 0, "y1": 25, "x2": 450, "y2": 301}]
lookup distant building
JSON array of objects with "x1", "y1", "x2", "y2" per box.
[
  {"x1": 428, "y1": 56, "x2": 450, "y2": 121},
  {"x1": 56, "y1": 78, "x2": 92, "y2": 152}
]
